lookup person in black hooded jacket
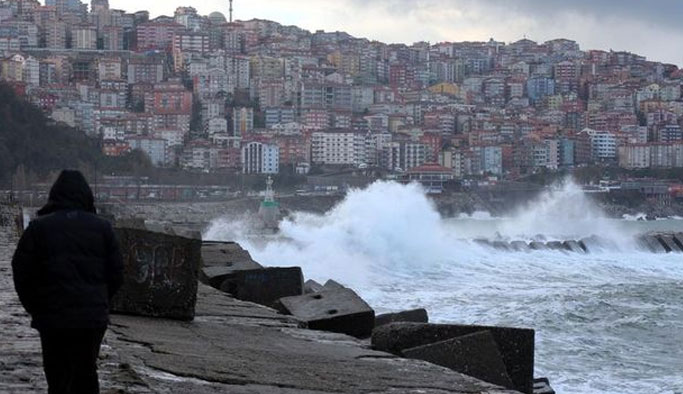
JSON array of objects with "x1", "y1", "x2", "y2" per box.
[{"x1": 12, "y1": 170, "x2": 124, "y2": 394}]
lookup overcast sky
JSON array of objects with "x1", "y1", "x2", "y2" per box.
[{"x1": 109, "y1": 0, "x2": 683, "y2": 66}]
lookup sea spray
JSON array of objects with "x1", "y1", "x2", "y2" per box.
[
  {"x1": 207, "y1": 181, "x2": 471, "y2": 287},
  {"x1": 499, "y1": 178, "x2": 627, "y2": 243},
  {"x1": 203, "y1": 179, "x2": 651, "y2": 287}
]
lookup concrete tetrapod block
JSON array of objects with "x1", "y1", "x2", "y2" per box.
[
  {"x1": 221, "y1": 267, "x2": 304, "y2": 308},
  {"x1": 402, "y1": 331, "x2": 514, "y2": 390},
  {"x1": 304, "y1": 279, "x2": 324, "y2": 294},
  {"x1": 674, "y1": 233, "x2": 683, "y2": 250},
  {"x1": 201, "y1": 241, "x2": 258, "y2": 268},
  {"x1": 170, "y1": 226, "x2": 202, "y2": 240},
  {"x1": 579, "y1": 236, "x2": 603, "y2": 253},
  {"x1": 546, "y1": 241, "x2": 568, "y2": 252},
  {"x1": 199, "y1": 242, "x2": 263, "y2": 289},
  {"x1": 510, "y1": 241, "x2": 531, "y2": 252},
  {"x1": 492, "y1": 241, "x2": 511, "y2": 251},
  {"x1": 563, "y1": 240, "x2": 586, "y2": 254},
  {"x1": 278, "y1": 288, "x2": 375, "y2": 338},
  {"x1": 657, "y1": 235, "x2": 681, "y2": 253},
  {"x1": 580, "y1": 235, "x2": 618, "y2": 253},
  {"x1": 323, "y1": 279, "x2": 346, "y2": 290},
  {"x1": 639, "y1": 235, "x2": 668, "y2": 253},
  {"x1": 533, "y1": 378, "x2": 556, "y2": 394},
  {"x1": 528, "y1": 241, "x2": 549, "y2": 251},
  {"x1": 112, "y1": 228, "x2": 202, "y2": 321},
  {"x1": 375, "y1": 308, "x2": 429, "y2": 327},
  {"x1": 200, "y1": 264, "x2": 258, "y2": 289},
  {"x1": 372, "y1": 322, "x2": 535, "y2": 394},
  {"x1": 140, "y1": 221, "x2": 201, "y2": 239}
]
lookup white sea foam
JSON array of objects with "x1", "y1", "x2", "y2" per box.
[
  {"x1": 457, "y1": 211, "x2": 495, "y2": 220},
  {"x1": 498, "y1": 179, "x2": 628, "y2": 243},
  {"x1": 203, "y1": 179, "x2": 683, "y2": 394},
  {"x1": 207, "y1": 181, "x2": 473, "y2": 286},
  {"x1": 622, "y1": 213, "x2": 648, "y2": 221}
]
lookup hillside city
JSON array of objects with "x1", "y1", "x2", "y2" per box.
[{"x1": 1, "y1": 0, "x2": 683, "y2": 198}]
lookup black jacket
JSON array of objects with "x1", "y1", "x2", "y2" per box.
[{"x1": 12, "y1": 170, "x2": 124, "y2": 330}]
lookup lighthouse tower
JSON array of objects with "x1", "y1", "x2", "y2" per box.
[{"x1": 258, "y1": 176, "x2": 281, "y2": 231}]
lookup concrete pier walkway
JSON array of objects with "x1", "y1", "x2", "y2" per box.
[
  {"x1": 0, "y1": 223, "x2": 46, "y2": 392},
  {"x1": 0, "y1": 209, "x2": 149, "y2": 394}
]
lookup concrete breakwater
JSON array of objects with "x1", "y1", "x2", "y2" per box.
[
  {"x1": 1, "y1": 204, "x2": 537, "y2": 394},
  {"x1": 473, "y1": 233, "x2": 683, "y2": 254}
]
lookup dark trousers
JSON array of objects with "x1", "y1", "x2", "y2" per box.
[{"x1": 38, "y1": 328, "x2": 106, "y2": 394}]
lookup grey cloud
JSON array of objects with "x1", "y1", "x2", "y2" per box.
[
  {"x1": 347, "y1": 0, "x2": 683, "y2": 29},
  {"x1": 479, "y1": 0, "x2": 683, "y2": 29}
]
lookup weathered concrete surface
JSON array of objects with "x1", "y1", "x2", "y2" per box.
[
  {"x1": 674, "y1": 233, "x2": 683, "y2": 250},
  {"x1": 372, "y1": 323, "x2": 534, "y2": 394},
  {"x1": 402, "y1": 331, "x2": 513, "y2": 390},
  {"x1": 375, "y1": 309, "x2": 429, "y2": 327},
  {"x1": 201, "y1": 241, "x2": 259, "y2": 269},
  {"x1": 200, "y1": 241, "x2": 263, "y2": 289},
  {"x1": 0, "y1": 206, "x2": 151, "y2": 394},
  {"x1": 278, "y1": 289, "x2": 375, "y2": 338},
  {"x1": 112, "y1": 228, "x2": 202, "y2": 321},
  {"x1": 304, "y1": 279, "x2": 324, "y2": 294},
  {"x1": 107, "y1": 284, "x2": 520, "y2": 393},
  {"x1": 533, "y1": 378, "x2": 555, "y2": 394},
  {"x1": 323, "y1": 279, "x2": 346, "y2": 290},
  {"x1": 639, "y1": 235, "x2": 668, "y2": 253},
  {"x1": 222, "y1": 267, "x2": 304, "y2": 308},
  {"x1": 657, "y1": 235, "x2": 681, "y2": 253},
  {"x1": 474, "y1": 234, "x2": 683, "y2": 254},
  {"x1": 0, "y1": 209, "x2": 47, "y2": 393},
  {"x1": 563, "y1": 241, "x2": 585, "y2": 254},
  {"x1": 528, "y1": 242, "x2": 549, "y2": 251},
  {"x1": 1, "y1": 255, "x2": 520, "y2": 394},
  {"x1": 509, "y1": 241, "x2": 530, "y2": 252}
]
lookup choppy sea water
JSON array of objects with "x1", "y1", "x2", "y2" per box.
[{"x1": 205, "y1": 181, "x2": 683, "y2": 394}]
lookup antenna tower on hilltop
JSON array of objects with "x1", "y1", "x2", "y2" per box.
[{"x1": 229, "y1": 0, "x2": 233, "y2": 22}]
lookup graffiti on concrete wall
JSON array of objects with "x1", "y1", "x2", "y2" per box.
[{"x1": 129, "y1": 243, "x2": 188, "y2": 287}]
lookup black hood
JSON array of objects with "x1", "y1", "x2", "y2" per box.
[{"x1": 37, "y1": 170, "x2": 96, "y2": 216}]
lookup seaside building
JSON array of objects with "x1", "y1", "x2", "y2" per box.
[{"x1": 242, "y1": 141, "x2": 279, "y2": 174}]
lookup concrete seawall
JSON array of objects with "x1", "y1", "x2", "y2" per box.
[{"x1": 0, "y1": 204, "x2": 520, "y2": 394}]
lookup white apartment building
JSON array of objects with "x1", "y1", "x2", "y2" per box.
[
  {"x1": 242, "y1": 141, "x2": 279, "y2": 174},
  {"x1": 618, "y1": 145, "x2": 650, "y2": 169},
  {"x1": 73, "y1": 25, "x2": 97, "y2": 50},
  {"x1": 383, "y1": 141, "x2": 428, "y2": 172},
  {"x1": 311, "y1": 130, "x2": 366, "y2": 166},
  {"x1": 583, "y1": 128, "x2": 617, "y2": 161}
]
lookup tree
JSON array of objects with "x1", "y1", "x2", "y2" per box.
[{"x1": 0, "y1": 83, "x2": 155, "y2": 186}]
